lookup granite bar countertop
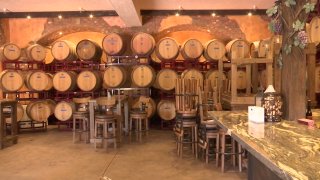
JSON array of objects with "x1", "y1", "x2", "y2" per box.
[{"x1": 208, "y1": 111, "x2": 320, "y2": 180}]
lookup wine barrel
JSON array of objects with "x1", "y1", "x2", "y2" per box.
[
  {"x1": 26, "y1": 44, "x2": 46, "y2": 62},
  {"x1": 155, "y1": 69, "x2": 178, "y2": 91},
  {"x1": 155, "y1": 37, "x2": 180, "y2": 61},
  {"x1": 103, "y1": 66, "x2": 130, "y2": 88},
  {"x1": 3, "y1": 102, "x2": 24, "y2": 122},
  {"x1": 131, "y1": 96, "x2": 156, "y2": 118},
  {"x1": 181, "y1": 39, "x2": 203, "y2": 60},
  {"x1": 76, "y1": 39, "x2": 102, "y2": 61},
  {"x1": 157, "y1": 100, "x2": 176, "y2": 121},
  {"x1": 51, "y1": 40, "x2": 77, "y2": 61},
  {"x1": 53, "y1": 71, "x2": 77, "y2": 92},
  {"x1": 227, "y1": 70, "x2": 247, "y2": 90},
  {"x1": 151, "y1": 51, "x2": 161, "y2": 64},
  {"x1": 0, "y1": 43, "x2": 21, "y2": 61},
  {"x1": 25, "y1": 70, "x2": 50, "y2": 91},
  {"x1": 226, "y1": 39, "x2": 250, "y2": 60},
  {"x1": 102, "y1": 33, "x2": 125, "y2": 56},
  {"x1": 26, "y1": 100, "x2": 53, "y2": 122},
  {"x1": 308, "y1": 17, "x2": 320, "y2": 46},
  {"x1": 315, "y1": 66, "x2": 320, "y2": 93},
  {"x1": 181, "y1": 69, "x2": 204, "y2": 82},
  {"x1": 250, "y1": 40, "x2": 271, "y2": 58},
  {"x1": 204, "y1": 39, "x2": 225, "y2": 61},
  {"x1": 205, "y1": 70, "x2": 226, "y2": 89},
  {"x1": 258, "y1": 69, "x2": 267, "y2": 89},
  {"x1": 131, "y1": 32, "x2": 155, "y2": 56},
  {"x1": 0, "y1": 70, "x2": 24, "y2": 92},
  {"x1": 76, "y1": 70, "x2": 102, "y2": 91},
  {"x1": 45, "y1": 73, "x2": 53, "y2": 91},
  {"x1": 131, "y1": 65, "x2": 156, "y2": 87},
  {"x1": 54, "y1": 101, "x2": 75, "y2": 121}
]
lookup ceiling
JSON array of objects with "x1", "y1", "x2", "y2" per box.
[{"x1": 0, "y1": 0, "x2": 275, "y2": 26}]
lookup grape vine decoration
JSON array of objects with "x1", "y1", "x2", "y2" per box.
[{"x1": 266, "y1": 0, "x2": 315, "y2": 67}]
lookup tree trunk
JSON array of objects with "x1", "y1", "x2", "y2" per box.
[{"x1": 281, "y1": 0, "x2": 307, "y2": 120}]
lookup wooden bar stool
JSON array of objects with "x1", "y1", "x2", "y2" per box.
[
  {"x1": 129, "y1": 96, "x2": 150, "y2": 140},
  {"x1": 94, "y1": 97, "x2": 118, "y2": 151},
  {"x1": 174, "y1": 112, "x2": 198, "y2": 158},
  {"x1": 218, "y1": 130, "x2": 243, "y2": 172},
  {"x1": 72, "y1": 97, "x2": 90, "y2": 144},
  {"x1": 198, "y1": 121, "x2": 219, "y2": 165},
  {"x1": 0, "y1": 100, "x2": 18, "y2": 149}
]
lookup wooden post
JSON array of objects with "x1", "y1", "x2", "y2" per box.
[
  {"x1": 246, "y1": 64, "x2": 251, "y2": 94},
  {"x1": 252, "y1": 64, "x2": 259, "y2": 93},
  {"x1": 306, "y1": 43, "x2": 317, "y2": 106},
  {"x1": 281, "y1": 1, "x2": 307, "y2": 120}
]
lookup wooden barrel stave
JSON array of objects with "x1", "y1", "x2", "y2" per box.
[
  {"x1": 226, "y1": 39, "x2": 250, "y2": 60},
  {"x1": 25, "y1": 70, "x2": 50, "y2": 91},
  {"x1": 227, "y1": 70, "x2": 247, "y2": 90},
  {"x1": 157, "y1": 100, "x2": 176, "y2": 121},
  {"x1": 181, "y1": 39, "x2": 204, "y2": 60},
  {"x1": 0, "y1": 70, "x2": 24, "y2": 92},
  {"x1": 76, "y1": 70, "x2": 102, "y2": 91},
  {"x1": 102, "y1": 33, "x2": 125, "y2": 56},
  {"x1": 204, "y1": 39, "x2": 225, "y2": 61},
  {"x1": 155, "y1": 37, "x2": 180, "y2": 61},
  {"x1": 155, "y1": 69, "x2": 178, "y2": 91},
  {"x1": 131, "y1": 65, "x2": 155, "y2": 88},
  {"x1": 181, "y1": 69, "x2": 204, "y2": 82},
  {"x1": 26, "y1": 44, "x2": 46, "y2": 62},
  {"x1": 54, "y1": 101, "x2": 75, "y2": 121},
  {"x1": 76, "y1": 39, "x2": 102, "y2": 61},
  {"x1": 51, "y1": 40, "x2": 77, "y2": 61},
  {"x1": 0, "y1": 43, "x2": 21, "y2": 61},
  {"x1": 308, "y1": 17, "x2": 320, "y2": 46},
  {"x1": 131, "y1": 32, "x2": 155, "y2": 56},
  {"x1": 103, "y1": 66, "x2": 131, "y2": 88},
  {"x1": 53, "y1": 71, "x2": 77, "y2": 92},
  {"x1": 205, "y1": 70, "x2": 226, "y2": 89},
  {"x1": 26, "y1": 100, "x2": 53, "y2": 122}
]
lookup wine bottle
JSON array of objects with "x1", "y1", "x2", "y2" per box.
[{"x1": 306, "y1": 99, "x2": 312, "y2": 119}]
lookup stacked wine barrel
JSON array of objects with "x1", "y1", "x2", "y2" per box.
[{"x1": 0, "y1": 33, "x2": 276, "y2": 123}]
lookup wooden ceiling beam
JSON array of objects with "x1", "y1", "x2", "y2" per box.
[{"x1": 108, "y1": 0, "x2": 142, "y2": 27}]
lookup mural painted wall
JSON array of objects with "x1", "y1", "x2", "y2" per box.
[{"x1": 0, "y1": 15, "x2": 271, "y2": 48}]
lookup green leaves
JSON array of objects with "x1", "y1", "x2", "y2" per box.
[
  {"x1": 268, "y1": 21, "x2": 276, "y2": 33},
  {"x1": 303, "y1": 3, "x2": 315, "y2": 13},
  {"x1": 292, "y1": 20, "x2": 304, "y2": 32},
  {"x1": 266, "y1": 5, "x2": 278, "y2": 17},
  {"x1": 284, "y1": 44, "x2": 292, "y2": 55},
  {"x1": 285, "y1": 0, "x2": 296, "y2": 7}
]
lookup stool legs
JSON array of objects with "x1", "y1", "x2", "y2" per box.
[
  {"x1": 216, "y1": 133, "x2": 220, "y2": 167},
  {"x1": 94, "y1": 120, "x2": 117, "y2": 151},
  {"x1": 221, "y1": 132, "x2": 226, "y2": 173}
]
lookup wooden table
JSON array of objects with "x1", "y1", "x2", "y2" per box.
[
  {"x1": 209, "y1": 111, "x2": 320, "y2": 180},
  {"x1": 0, "y1": 100, "x2": 18, "y2": 149},
  {"x1": 89, "y1": 96, "x2": 129, "y2": 143}
]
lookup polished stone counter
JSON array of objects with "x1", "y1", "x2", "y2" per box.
[{"x1": 208, "y1": 111, "x2": 320, "y2": 180}]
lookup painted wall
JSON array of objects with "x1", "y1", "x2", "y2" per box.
[{"x1": 0, "y1": 15, "x2": 271, "y2": 48}]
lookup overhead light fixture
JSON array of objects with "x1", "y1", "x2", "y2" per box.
[
  {"x1": 27, "y1": 15, "x2": 31, "y2": 19},
  {"x1": 58, "y1": 15, "x2": 62, "y2": 19},
  {"x1": 211, "y1": 12, "x2": 216, "y2": 17},
  {"x1": 248, "y1": 12, "x2": 252, "y2": 16},
  {"x1": 89, "y1": 14, "x2": 94, "y2": 18},
  {"x1": 59, "y1": 31, "x2": 63, "y2": 35},
  {"x1": 175, "y1": 12, "x2": 180, "y2": 16}
]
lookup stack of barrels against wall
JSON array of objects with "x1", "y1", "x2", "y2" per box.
[{"x1": 0, "y1": 32, "x2": 277, "y2": 124}]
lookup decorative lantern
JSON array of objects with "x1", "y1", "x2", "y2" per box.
[{"x1": 262, "y1": 85, "x2": 283, "y2": 122}]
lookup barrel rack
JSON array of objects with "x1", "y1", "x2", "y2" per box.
[{"x1": 1, "y1": 60, "x2": 50, "y2": 132}]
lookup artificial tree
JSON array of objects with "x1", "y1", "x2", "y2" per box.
[{"x1": 267, "y1": 0, "x2": 316, "y2": 120}]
